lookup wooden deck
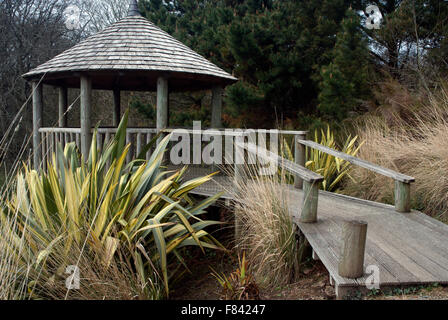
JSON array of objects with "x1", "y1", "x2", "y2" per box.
[{"x1": 177, "y1": 166, "x2": 448, "y2": 299}]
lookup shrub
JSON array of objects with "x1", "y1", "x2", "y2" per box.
[
  {"x1": 211, "y1": 252, "x2": 260, "y2": 300},
  {"x1": 0, "y1": 111, "x2": 224, "y2": 299},
  {"x1": 305, "y1": 126, "x2": 363, "y2": 192},
  {"x1": 280, "y1": 126, "x2": 363, "y2": 192}
]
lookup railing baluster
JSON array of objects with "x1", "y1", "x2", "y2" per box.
[
  {"x1": 41, "y1": 132, "x2": 46, "y2": 171},
  {"x1": 76, "y1": 133, "x2": 80, "y2": 150},
  {"x1": 146, "y1": 133, "x2": 152, "y2": 160},
  {"x1": 126, "y1": 132, "x2": 133, "y2": 163},
  {"x1": 105, "y1": 132, "x2": 111, "y2": 148},
  {"x1": 136, "y1": 133, "x2": 142, "y2": 157},
  {"x1": 96, "y1": 132, "x2": 102, "y2": 153}
]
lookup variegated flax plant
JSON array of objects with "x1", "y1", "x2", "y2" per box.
[{"x1": 0, "y1": 110, "x2": 224, "y2": 300}]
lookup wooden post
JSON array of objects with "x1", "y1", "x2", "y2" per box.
[
  {"x1": 294, "y1": 133, "x2": 307, "y2": 189},
  {"x1": 126, "y1": 132, "x2": 134, "y2": 164},
  {"x1": 234, "y1": 140, "x2": 244, "y2": 186},
  {"x1": 300, "y1": 180, "x2": 319, "y2": 223},
  {"x1": 338, "y1": 220, "x2": 368, "y2": 279},
  {"x1": 157, "y1": 77, "x2": 169, "y2": 145},
  {"x1": 32, "y1": 81, "x2": 43, "y2": 169},
  {"x1": 136, "y1": 132, "x2": 143, "y2": 157},
  {"x1": 113, "y1": 88, "x2": 121, "y2": 127},
  {"x1": 80, "y1": 75, "x2": 92, "y2": 160},
  {"x1": 233, "y1": 141, "x2": 245, "y2": 240},
  {"x1": 395, "y1": 181, "x2": 411, "y2": 213},
  {"x1": 146, "y1": 133, "x2": 152, "y2": 160},
  {"x1": 58, "y1": 87, "x2": 68, "y2": 128},
  {"x1": 211, "y1": 86, "x2": 223, "y2": 128}
]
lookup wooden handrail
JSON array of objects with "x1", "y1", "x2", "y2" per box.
[
  {"x1": 298, "y1": 139, "x2": 415, "y2": 183},
  {"x1": 39, "y1": 127, "x2": 308, "y2": 137},
  {"x1": 298, "y1": 139, "x2": 415, "y2": 213},
  {"x1": 236, "y1": 141, "x2": 323, "y2": 183},
  {"x1": 39, "y1": 127, "x2": 81, "y2": 134}
]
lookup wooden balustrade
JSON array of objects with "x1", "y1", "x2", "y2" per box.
[
  {"x1": 297, "y1": 139, "x2": 416, "y2": 213},
  {"x1": 37, "y1": 128, "x2": 310, "y2": 185}
]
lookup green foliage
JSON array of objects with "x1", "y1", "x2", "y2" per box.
[
  {"x1": 211, "y1": 252, "x2": 260, "y2": 300},
  {"x1": 318, "y1": 8, "x2": 371, "y2": 121},
  {"x1": 1, "y1": 110, "x2": 224, "y2": 299},
  {"x1": 130, "y1": 98, "x2": 155, "y2": 120},
  {"x1": 139, "y1": 0, "x2": 448, "y2": 128},
  {"x1": 140, "y1": 0, "x2": 355, "y2": 127},
  {"x1": 305, "y1": 125, "x2": 363, "y2": 192}
]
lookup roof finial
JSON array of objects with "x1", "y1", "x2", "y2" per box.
[{"x1": 127, "y1": 0, "x2": 141, "y2": 17}]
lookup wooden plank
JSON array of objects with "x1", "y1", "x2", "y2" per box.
[
  {"x1": 406, "y1": 212, "x2": 448, "y2": 239},
  {"x1": 370, "y1": 217, "x2": 448, "y2": 275},
  {"x1": 321, "y1": 197, "x2": 448, "y2": 281},
  {"x1": 298, "y1": 139, "x2": 415, "y2": 183}
]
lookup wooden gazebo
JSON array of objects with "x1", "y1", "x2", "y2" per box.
[{"x1": 23, "y1": 0, "x2": 237, "y2": 168}]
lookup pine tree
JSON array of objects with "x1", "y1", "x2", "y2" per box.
[
  {"x1": 139, "y1": 0, "x2": 356, "y2": 127},
  {"x1": 318, "y1": 8, "x2": 370, "y2": 121}
]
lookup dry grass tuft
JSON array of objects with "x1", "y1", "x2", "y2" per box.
[
  {"x1": 344, "y1": 81, "x2": 448, "y2": 221},
  {"x1": 223, "y1": 163, "x2": 300, "y2": 289}
]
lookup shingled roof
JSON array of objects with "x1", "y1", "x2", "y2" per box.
[{"x1": 23, "y1": 5, "x2": 237, "y2": 91}]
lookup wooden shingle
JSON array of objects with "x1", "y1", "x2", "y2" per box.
[{"x1": 23, "y1": 15, "x2": 237, "y2": 91}]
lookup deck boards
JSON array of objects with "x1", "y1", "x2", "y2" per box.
[{"x1": 176, "y1": 166, "x2": 448, "y2": 294}]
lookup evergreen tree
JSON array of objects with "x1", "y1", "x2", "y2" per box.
[{"x1": 318, "y1": 8, "x2": 371, "y2": 121}]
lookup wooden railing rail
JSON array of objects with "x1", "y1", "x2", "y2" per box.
[
  {"x1": 297, "y1": 139, "x2": 415, "y2": 213},
  {"x1": 235, "y1": 140, "x2": 323, "y2": 223}
]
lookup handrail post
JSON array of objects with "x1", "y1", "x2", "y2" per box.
[
  {"x1": 294, "y1": 132, "x2": 307, "y2": 189},
  {"x1": 338, "y1": 220, "x2": 368, "y2": 279},
  {"x1": 395, "y1": 180, "x2": 411, "y2": 213},
  {"x1": 300, "y1": 180, "x2": 319, "y2": 223}
]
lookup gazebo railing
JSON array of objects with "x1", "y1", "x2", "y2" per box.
[{"x1": 38, "y1": 127, "x2": 308, "y2": 177}]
